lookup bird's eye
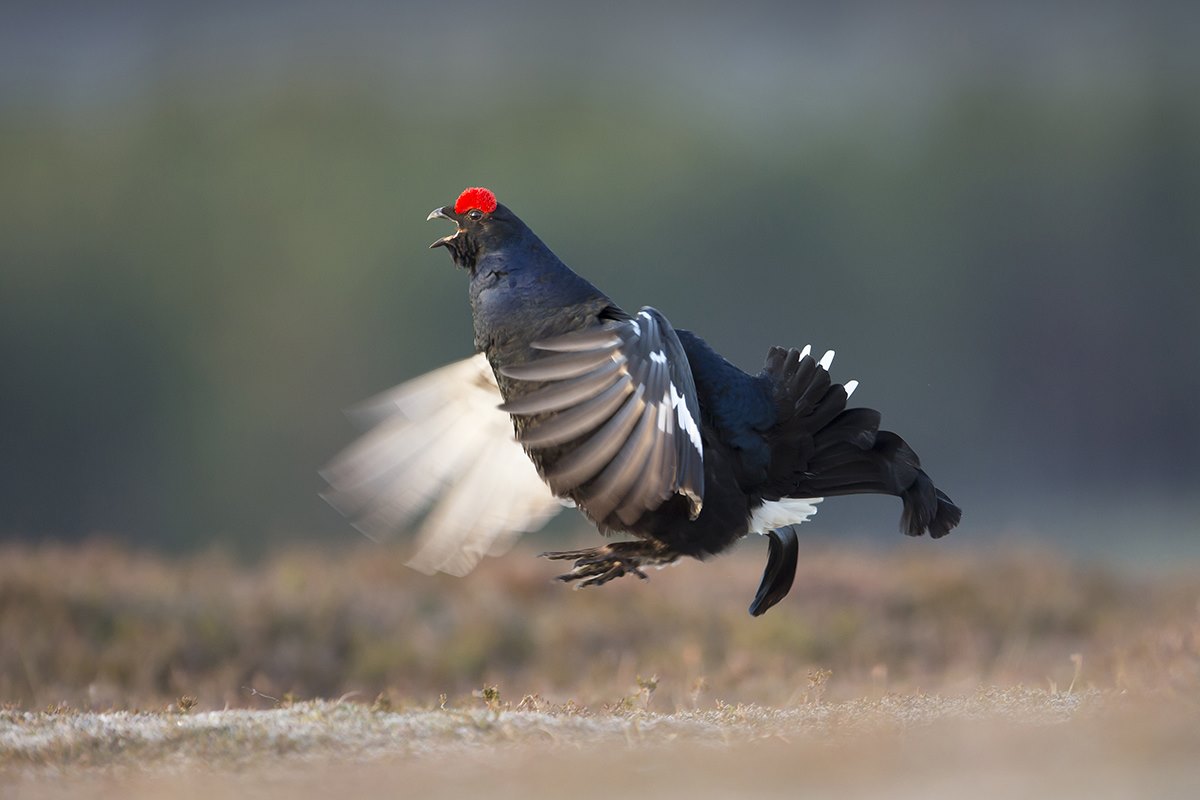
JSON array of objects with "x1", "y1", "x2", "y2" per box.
[{"x1": 467, "y1": 209, "x2": 484, "y2": 221}]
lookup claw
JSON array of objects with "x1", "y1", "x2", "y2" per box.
[
  {"x1": 542, "y1": 542, "x2": 673, "y2": 588},
  {"x1": 540, "y1": 548, "x2": 597, "y2": 562}
]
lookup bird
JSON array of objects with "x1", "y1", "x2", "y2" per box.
[{"x1": 321, "y1": 186, "x2": 961, "y2": 616}]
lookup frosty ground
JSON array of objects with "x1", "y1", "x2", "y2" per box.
[{"x1": 3, "y1": 689, "x2": 1198, "y2": 799}]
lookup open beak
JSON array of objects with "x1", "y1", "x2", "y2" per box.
[{"x1": 427, "y1": 206, "x2": 462, "y2": 249}]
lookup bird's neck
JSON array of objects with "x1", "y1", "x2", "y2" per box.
[{"x1": 468, "y1": 244, "x2": 614, "y2": 364}]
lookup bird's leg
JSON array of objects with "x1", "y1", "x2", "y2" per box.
[{"x1": 540, "y1": 540, "x2": 680, "y2": 588}]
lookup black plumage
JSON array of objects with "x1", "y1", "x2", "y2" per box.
[{"x1": 323, "y1": 187, "x2": 961, "y2": 615}]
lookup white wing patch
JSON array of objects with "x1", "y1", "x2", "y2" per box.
[
  {"x1": 656, "y1": 391, "x2": 672, "y2": 432},
  {"x1": 670, "y1": 382, "x2": 703, "y2": 452}
]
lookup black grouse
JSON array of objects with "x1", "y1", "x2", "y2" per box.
[{"x1": 322, "y1": 187, "x2": 961, "y2": 616}]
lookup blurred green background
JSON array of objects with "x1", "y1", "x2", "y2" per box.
[{"x1": 1, "y1": 2, "x2": 1197, "y2": 558}]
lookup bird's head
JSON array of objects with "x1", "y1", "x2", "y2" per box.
[{"x1": 428, "y1": 187, "x2": 524, "y2": 271}]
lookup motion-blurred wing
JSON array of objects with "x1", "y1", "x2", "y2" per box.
[
  {"x1": 500, "y1": 307, "x2": 704, "y2": 526},
  {"x1": 320, "y1": 354, "x2": 566, "y2": 576}
]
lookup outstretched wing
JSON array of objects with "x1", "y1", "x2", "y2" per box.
[
  {"x1": 499, "y1": 307, "x2": 704, "y2": 527},
  {"x1": 320, "y1": 354, "x2": 566, "y2": 576}
]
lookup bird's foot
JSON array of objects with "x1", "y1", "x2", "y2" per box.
[{"x1": 540, "y1": 541, "x2": 679, "y2": 588}]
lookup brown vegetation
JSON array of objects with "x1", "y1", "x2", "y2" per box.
[{"x1": 2, "y1": 539, "x2": 1197, "y2": 712}]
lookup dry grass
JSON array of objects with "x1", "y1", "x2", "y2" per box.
[
  {"x1": 2, "y1": 539, "x2": 1198, "y2": 711},
  {"x1": 2, "y1": 538, "x2": 1199, "y2": 795}
]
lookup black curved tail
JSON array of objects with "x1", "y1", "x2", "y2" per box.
[
  {"x1": 749, "y1": 525, "x2": 800, "y2": 617},
  {"x1": 760, "y1": 346, "x2": 961, "y2": 539},
  {"x1": 803, "y1": 423, "x2": 961, "y2": 538}
]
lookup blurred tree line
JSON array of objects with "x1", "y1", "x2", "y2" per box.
[{"x1": 1, "y1": 3, "x2": 1197, "y2": 554}]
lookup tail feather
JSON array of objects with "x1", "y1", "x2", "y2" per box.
[
  {"x1": 903, "y1": 484, "x2": 961, "y2": 539},
  {"x1": 805, "y1": 428, "x2": 961, "y2": 538},
  {"x1": 759, "y1": 346, "x2": 961, "y2": 540},
  {"x1": 748, "y1": 525, "x2": 801, "y2": 616}
]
